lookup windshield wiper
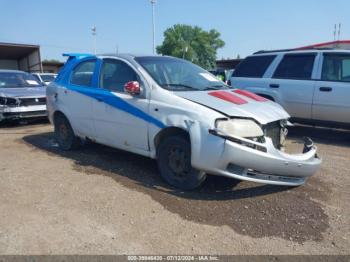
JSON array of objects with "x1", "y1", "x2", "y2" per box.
[
  {"x1": 163, "y1": 84, "x2": 198, "y2": 91},
  {"x1": 203, "y1": 85, "x2": 229, "y2": 91}
]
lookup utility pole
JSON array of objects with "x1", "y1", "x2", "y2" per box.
[
  {"x1": 150, "y1": 0, "x2": 156, "y2": 54},
  {"x1": 91, "y1": 25, "x2": 97, "y2": 54}
]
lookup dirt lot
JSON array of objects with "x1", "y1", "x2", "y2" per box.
[{"x1": 0, "y1": 121, "x2": 349, "y2": 255}]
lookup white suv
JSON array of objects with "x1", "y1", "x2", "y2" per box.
[{"x1": 230, "y1": 50, "x2": 350, "y2": 127}]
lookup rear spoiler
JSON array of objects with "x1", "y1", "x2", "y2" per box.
[
  {"x1": 62, "y1": 53, "x2": 94, "y2": 59},
  {"x1": 62, "y1": 53, "x2": 94, "y2": 64}
]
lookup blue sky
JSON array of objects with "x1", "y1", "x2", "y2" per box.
[{"x1": 0, "y1": 0, "x2": 349, "y2": 61}]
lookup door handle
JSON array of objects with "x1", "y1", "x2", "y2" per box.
[
  {"x1": 319, "y1": 87, "x2": 332, "y2": 92},
  {"x1": 269, "y1": 84, "x2": 280, "y2": 88}
]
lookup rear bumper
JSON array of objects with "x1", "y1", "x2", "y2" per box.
[
  {"x1": 202, "y1": 130, "x2": 321, "y2": 186},
  {"x1": 0, "y1": 105, "x2": 47, "y2": 121}
]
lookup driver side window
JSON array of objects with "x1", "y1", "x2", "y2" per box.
[{"x1": 100, "y1": 59, "x2": 138, "y2": 92}]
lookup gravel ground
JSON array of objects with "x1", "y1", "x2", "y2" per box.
[{"x1": 0, "y1": 121, "x2": 349, "y2": 255}]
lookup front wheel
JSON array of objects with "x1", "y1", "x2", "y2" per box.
[
  {"x1": 54, "y1": 114, "x2": 80, "y2": 151},
  {"x1": 157, "y1": 136, "x2": 206, "y2": 190}
]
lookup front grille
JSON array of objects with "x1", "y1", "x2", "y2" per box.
[
  {"x1": 264, "y1": 121, "x2": 281, "y2": 149},
  {"x1": 19, "y1": 97, "x2": 46, "y2": 106},
  {"x1": 3, "y1": 110, "x2": 47, "y2": 118}
]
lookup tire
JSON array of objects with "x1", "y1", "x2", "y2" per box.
[
  {"x1": 54, "y1": 114, "x2": 80, "y2": 151},
  {"x1": 157, "y1": 135, "x2": 206, "y2": 190}
]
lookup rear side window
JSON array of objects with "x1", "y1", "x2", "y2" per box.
[
  {"x1": 322, "y1": 53, "x2": 350, "y2": 82},
  {"x1": 273, "y1": 54, "x2": 315, "y2": 80},
  {"x1": 233, "y1": 55, "x2": 276, "y2": 78},
  {"x1": 70, "y1": 60, "x2": 96, "y2": 87}
]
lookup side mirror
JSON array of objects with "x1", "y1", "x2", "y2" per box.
[{"x1": 124, "y1": 81, "x2": 141, "y2": 95}]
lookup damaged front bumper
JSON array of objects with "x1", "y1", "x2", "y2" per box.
[{"x1": 207, "y1": 129, "x2": 321, "y2": 186}]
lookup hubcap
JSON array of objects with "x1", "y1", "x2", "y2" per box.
[
  {"x1": 168, "y1": 146, "x2": 189, "y2": 179},
  {"x1": 59, "y1": 123, "x2": 68, "y2": 141}
]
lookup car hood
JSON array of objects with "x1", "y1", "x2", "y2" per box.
[
  {"x1": 0, "y1": 86, "x2": 46, "y2": 98},
  {"x1": 174, "y1": 90, "x2": 290, "y2": 125}
]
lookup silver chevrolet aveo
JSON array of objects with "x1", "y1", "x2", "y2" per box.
[{"x1": 47, "y1": 54, "x2": 321, "y2": 190}]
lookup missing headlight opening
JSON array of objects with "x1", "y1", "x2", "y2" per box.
[{"x1": 263, "y1": 121, "x2": 286, "y2": 149}]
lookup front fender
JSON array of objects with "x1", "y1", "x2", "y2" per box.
[{"x1": 149, "y1": 114, "x2": 225, "y2": 171}]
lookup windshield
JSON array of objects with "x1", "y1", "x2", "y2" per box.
[
  {"x1": 0, "y1": 72, "x2": 42, "y2": 88},
  {"x1": 135, "y1": 56, "x2": 228, "y2": 91},
  {"x1": 41, "y1": 74, "x2": 56, "y2": 82}
]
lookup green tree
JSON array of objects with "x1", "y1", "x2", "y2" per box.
[
  {"x1": 156, "y1": 24, "x2": 225, "y2": 69},
  {"x1": 42, "y1": 59, "x2": 62, "y2": 63}
]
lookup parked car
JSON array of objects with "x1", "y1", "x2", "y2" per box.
[
  {"x1": 47, "y1": 54, "x2": 321, "y2": 190},
  {"x1": 230, "y1": 49, "x2": 350, "y2": 127},
  {"x1": 32, "y1": 73, "x2": 57, "y2": 86},
  {"x1": 0, "y1": 70, "x2": 47, "y2": 122}
]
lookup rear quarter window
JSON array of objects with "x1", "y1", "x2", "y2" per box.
[
  {"x1": 232, "y1": 55, "x2": 276, "y2": 78},
  {"x1": 273, "y1": 54, "x2": 316, "y2": 80},
  {"x1": 70, "y1": 60, "x2": 96, "y2": 87},
  {"x1": 321, "y1": 53, "x2": 350, "y2": 82}
]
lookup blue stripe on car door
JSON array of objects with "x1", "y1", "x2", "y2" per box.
[{"x1": 68, "y1": 85, "x2": 166, "y2": 129}]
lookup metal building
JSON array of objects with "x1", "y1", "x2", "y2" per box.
[
  {"x1": 296, "y1": 40, "x2": 350, "y2": 50},
  {"x1": 0, "y1": 42, "x2": 42, "y2": 72}
]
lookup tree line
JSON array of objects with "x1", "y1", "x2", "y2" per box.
[{"x1": 156, "y1": 24, "x2": 225, "y2": 69}]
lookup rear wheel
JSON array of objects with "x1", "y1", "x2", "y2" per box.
[
  {"x1": 157, "y1": 135, "x2": 206, "y2": 190},
  {"x1": 54, "y1": 114, "x2": 80, "y2": 151}
]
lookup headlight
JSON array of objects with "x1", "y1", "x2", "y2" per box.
[
  {"x1": 216, "y1": 118, "x2": 264, "y2": 138},
  {"x1": 0, "y1": 97, "x2": 17, "y2": 106}
]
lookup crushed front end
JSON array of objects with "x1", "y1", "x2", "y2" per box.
[
  {"x1": 0, "y1": 96, "x2": 47, "y2": 122},
  {"x1": 208, "y1": 118, "x2": 321, "y2": 186}
]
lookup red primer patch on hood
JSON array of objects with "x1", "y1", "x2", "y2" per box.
[
  {"x1": 234, "y1": 89, "x2": 268, "y2": 102},
  {"x1": 208, "y1": 91, "x2": 248, "y2": 105}
]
